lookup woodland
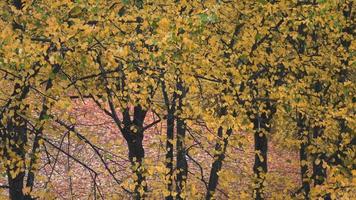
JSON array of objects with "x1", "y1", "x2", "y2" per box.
[{"x1": 0, "y1": 0, "x2": 355, "y2": 199}]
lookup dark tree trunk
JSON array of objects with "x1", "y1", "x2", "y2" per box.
[
  {"x1": 206, "y1": 127, "x2": 232, "y2": 200},
  {"x1": 250, "y1": 101, "x2": 275, "y2": 200},
  {"x1": 121, "y1": 106, "x2": 147, "y2": 200},
  {"x1": 12, "y1": 0, "x2": 22, "y2": 9},
  {"x1": 120, "y1": 0, "x2": 146, "y2": 196},
  {"x1": 311, "y1": 126, "x2": 330, "y2": 200},
  {"x1": 26, "y1": 67, "x2": 57, "y2": 192},
  {"x1": 7, "y1": 170, "x2": 26, "y2": 200},
  {"x1": 5, "y1": 0, "x2": 27, "y2": 198},
  {"x1": 127, "y1": 134, "x2": 146, "y2": 200},
  {"x1": 165, "y1": 106, "x2": 175, "y2": 200},
  {"x1": 5, "y1": 116, "x2": 28, "y2": 200},
  {"x1": 253, "y1": 126, "x2": 268, "y2": 200},
  {"x1": 299, "y1": 141, "x2": 310, "y2": 200},
  {"x1": 297, "y1": 113, "x2": 310, "y2": 199},
  {"x1": 176, "y1": 81, "x2": 187, "y2": 200},
  {"x1": 98, "y1": 52, "x2": 148, "y2": 198},
  {"x1": 2, "y1": 82, "x2": 33, "y2": 200},
  {"x1": 311, "y1": 127, "x2": 327, "y2": 186},
  {"x1": 176, "y1": 117, "x2": 187, "y2": 200}
]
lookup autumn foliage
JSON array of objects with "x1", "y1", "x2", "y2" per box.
[{"x1": 0, "y1": 0, "x2": 355, "y2": 199}]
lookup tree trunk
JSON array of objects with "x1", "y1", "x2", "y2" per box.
[
  {"x1": 165, "y1": 106, "x2": 175, "y2": 200},
  {"x1": 297, "y1": 114, "x2": 310, "y2": 199},
  {"x1": 5, "y1": 116, "x2": 28, "y2": 200},
  {"x1": 311, "y1": 127, "x2": 327, "y2": 186},
  {"x1": 7, "y1": 170, "x2": 26, "y2": 200},
  {"x1": 4, "y1": 1, "x2": 27, "y2": 199},
  {"x1": 176, "y1": 116, "x2": 187, "y2": 200},
  {"x1": 299, "y1": 139, "x2": 310, "y2": 200},
  {"x1": 26, "y1": 65, "x2": 57, "y2": 192},
  {"x1": 121, "y1": 106, "x2": 147, "y2": 200},
  {"x1": 251, "y1": 101, "x2": 275, "y2": 200},
  {"x1": 311, "y1": 126, "x2": 330, "y2": 200},
  {"x1": 176, "y1": 81, "x2": 187, "y2": 200},
  {"x1": 127, "y1": 134, "x2": 146, "y2": 200},
  {"x1": 253, "y1": 127, "x2": 268, "y2": 200},
  {"x1": 12, "y1": 0, "x2": 22, "y2": 9},
  {"x1": 206, "y1": 127, "x2": 232, "y2": 200}
]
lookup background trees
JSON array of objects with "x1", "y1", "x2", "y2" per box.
[{"x1": 0, "y1": 0, "x2": 355, "y2": 199}]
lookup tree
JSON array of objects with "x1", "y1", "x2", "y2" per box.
[{"x1": 0, "y1": 0, "x2": 354, "y2": 199}]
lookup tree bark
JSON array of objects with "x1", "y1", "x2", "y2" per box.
[
  {"x1": 311, "y1": 126, "x2": 327, "y2": 186},
  {"x1": 12, "y1": 0, "x2": 22, "y2": 9},
  {"x1": 253, "y1": 127, "x2": 268, "y2": 200},
  {"x1": 127, "y1": 136, "x2": 146, "y2": 200},
  {"x1": 311, "y1": 126, "x2": 330, "y2": 200},
  {"x1": 5, "y1": 116, "x2": 28, "y2": 200},
  {"x1": 206, "y1": 127, "x2": 232, "y2": 200},
  {"x1": 176, "y1": 117, "x2": 187, "y2": 200},
  {"x1": 297, "y1": 113, "x2": 310, "y2": 199},
  {"x1": 251, "y1": 101, "x2": 275, "y2": 200},
  {"x1": 121, "y1": 106, "x2": 147, "y2": 200},
  {"x1": 165, "y1": 106, "x2": 175, "y2": 200},
  {"x1": 26, "y1": 65, "x2": 58, "y2": 192},
  {"x1": 176, "y1": 81, "x2": 187, "y2": 200},
  {"x1": 4, "y1": 2, "x2": 27, "y2": 199},
  {"x1": 299, "y1": 141, "x2": 310, "y2": 200}
]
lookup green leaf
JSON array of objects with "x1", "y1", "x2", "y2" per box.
[
  {"x1": 121, "y1": 0, "x2": 130, "y2": 5},
  {"x1": 42, "y1": 114, "x2": 50, "y2": 120},
  {"x1": 284, "y1": 104, "x2": 292, "y2": 113},
  {"x1": 255, "y1": 33, "x2": 262, "y2": 41},
  {"x1": 69, "y1": 6, "x2": 82, "y2": 18},
  {"x1": 257, "y1": 0, "x2": 268, "y2": 5},
  {"x1": 59, "y1": 73, "x2": 67, "y2": 80},
  {"x1": 198, "y1": 13, "x2": 210, "y2": 25}
]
